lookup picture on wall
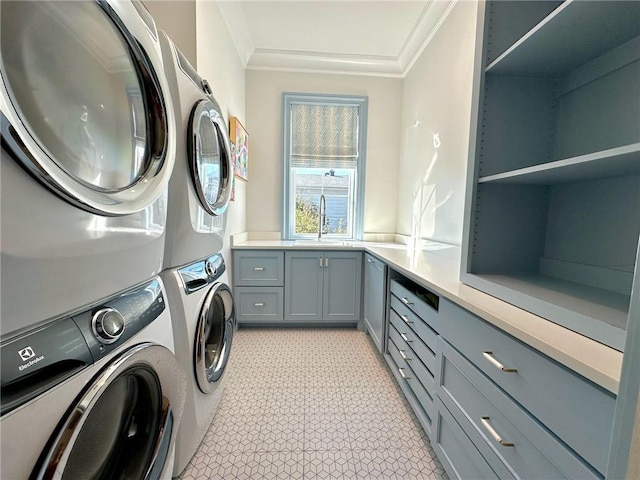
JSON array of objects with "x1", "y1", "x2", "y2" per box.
[{"x1": 230, "y1": 116, "x2": 248, "y2": 181}]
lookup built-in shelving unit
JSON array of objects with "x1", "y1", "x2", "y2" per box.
[{"x1": 462, "y1": 0, "x2": 640, "y2": 351}]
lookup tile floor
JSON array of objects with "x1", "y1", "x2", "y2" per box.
[{"x1": 179, "y1": 328, "x2": 448, "y2": 480}]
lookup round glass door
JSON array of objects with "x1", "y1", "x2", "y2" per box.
[
  {"x1": 194, "y1": 283, "x2": 234, "y2": 393},
  {"x1": 0, "y1": 0, "x2": 171, "y2": 215},
  {"x1": 188, "y1": 99, "x2": 233, "y2": 216}
]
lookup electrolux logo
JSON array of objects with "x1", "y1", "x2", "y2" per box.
[{"x1": 18, "y1": 346, "x2": 45, "y2": 371}]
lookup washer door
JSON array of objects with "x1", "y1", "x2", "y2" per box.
[
  {"x1": 188, "y1": 98, "x2": 233, "y2": 216},
  {"x1": 194, "y1": 283, "x2": 235, "y2": 393},
  {"x1": 0, "y1": 1, "x2": 173, "y2": 215},
  {"x1": 35, "y1": 343, "x2": 186, "y2": 480}
]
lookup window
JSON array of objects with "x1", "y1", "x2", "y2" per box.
[{"x1": 283, "y1": 93, "x2": 368, "y2": 240}]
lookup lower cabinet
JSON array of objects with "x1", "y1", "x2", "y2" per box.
[
  {"x1": 364, "y1": 254, "x2": 386, "y2": 352},
  {"x1": 234, "y1": 287, "x2": 284, "y2": 323},
  {"x1": 284, "y1": 251, "x2": 362, "y2": 323}
]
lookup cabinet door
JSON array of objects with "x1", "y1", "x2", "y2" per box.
[
  {"x1": 284, "y1": 251, "x2": 323, "y2": 321},
  {"x1": 364, "y1": 254, "x2": 386, "y2": 352},
  {"x1": 323, "y1": 251, "x2": 362, "y2": 322}
]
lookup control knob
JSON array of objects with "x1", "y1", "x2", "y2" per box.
[
  {"x1": 92, "y1": 308, "x2": 125, "y2": 344},
  {"x1": 205, "y1": 260, "x2": 217, "y2": 277}
]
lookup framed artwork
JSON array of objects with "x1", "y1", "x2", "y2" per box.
[{"x1": 230, "y1": 117, "x2": 248, "y2": 181}]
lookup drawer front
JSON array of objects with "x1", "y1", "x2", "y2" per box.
[
  {"x1": 389, "y1": 307, "x2": 438, "y2": 374},
  {"x1": 388, "y1": 323, "x2": 436, "y2": 395},
  {"x1": 390, "y1": 295, "x2": 439, "y2": 349},
  {"x1": 439, "y1": 339, "x2": 597, "y2": 480},
  {"x1": 439, "y1": 299, "x2": 615, "y2": 474},
  {"x1": 234, "y1": 251, "x2": 284, "y2": 286},
  {"x1": 387, "y1": 340, "x2": 435, "y2": 433},
  {"x1": 390, "y1": 280, "x2": 439, "y2": 331},
  {"x1": 235, "y1": 287, "x2": 284, "y2": 322},
  {"x1": 434, "y1": 397, "x2": 500, "y2": 480}
]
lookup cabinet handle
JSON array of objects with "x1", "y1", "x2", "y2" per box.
[
  {"x1": 319, "y1": 258, "x2": 323, "y2": 268},
  {"x1": 401, "y1": 297, "x2": 414, "y2": 306},
  {"x1": 400, "y1": 314, "x2": 413, "y2": 325},
  {"x1": 253, "y1": 267, "x2": 264, "y2": 271},
  {"x1": 399, "y1": 350, "x2": 411, "y2": 361},
  {"x1": 482, "y1": 351, "x2": 518, "y2": 373},
  {"x1": 481, "y1": 417, "x2": 514, "y2": 447},
  {"x1": 398, "y1": 367, "x2": 411, "y2": 380},
  {"x1": 254, "y1": 302, "x2": 265, "y2": 307},
  {"x1": 367, "y1": 258, "x2": 373, "y2": 263},
  {"x1": 325, "y1": 257, "x2": 328, "y2": 268},
  {"x1": 400, "y1": 333, "x2": 413, "y2": 343}
]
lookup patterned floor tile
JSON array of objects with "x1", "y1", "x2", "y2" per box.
[
  {"x1": 303, "y1": 450, "x2": 358, "y2": 479},
  {"x1": 304, "y1": 413, "x2": 352, "y2": 451}
]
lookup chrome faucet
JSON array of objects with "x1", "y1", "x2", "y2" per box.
[{"x1": 318, "y1": 194, "x2": 326, "y2": 241}]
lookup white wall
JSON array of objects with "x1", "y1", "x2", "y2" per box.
[
  {"x1": 396, "y1": 0, "x2": 478, "y2": 246},
  {"x1": 144, "y1": 1, "x2": 197, "y2": 67},
  {"x1": 245, "y1": 70, "x2": 402, "y2": 236}
]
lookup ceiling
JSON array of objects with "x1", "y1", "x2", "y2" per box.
[{"x1": 217, "y1": 0, "x2": 456, "y2": 77}]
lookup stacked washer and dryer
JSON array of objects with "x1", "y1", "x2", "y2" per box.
[
  {"x1": 157, "y1": 31, "x2": 236, "y2": 477},
  {"x1": 0, "y1": 1, "x2": 233, "y2": 478}
]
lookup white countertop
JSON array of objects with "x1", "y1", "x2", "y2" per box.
[{"x1": 232, "y1": 240, "x2": 623, "y2": 393}]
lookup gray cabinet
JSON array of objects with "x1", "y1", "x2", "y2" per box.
[
  {"x1": 461, "y1": 1, "x2": 640, "y2": 351},
  {"x1": 284, "y1": 251, "x2": 362, "y2": 323},
  {"x1": 363, "y1": 254, "x2": 386, "y2": 352},
  {"x1": 232, "y1": 251, "x2": 284, "y2": 324}
]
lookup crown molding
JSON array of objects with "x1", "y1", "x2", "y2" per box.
[{"x1": 219, "y1": 0, "x2": 457, "y2": 78}]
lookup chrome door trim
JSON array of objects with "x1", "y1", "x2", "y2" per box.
[
  {"x1": 0, "y1": 0, "x2": 175, "y2": 216},
  {"x1": 194, "y1": 283, "x2": 235, "y2": 393},
  {"x1": 34, "y1": 343, "x2": 186, "y2": 480},
  {"x1": 188, "y1": 98, "x2": 233, "y2": 216}
]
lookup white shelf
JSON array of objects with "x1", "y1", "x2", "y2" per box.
[
  {"x1": 487, "y1": 0, "x2": 640, "y2": 77},
  {"x1": 478, "y1": 144, "x2": 640, "y2": 185}
]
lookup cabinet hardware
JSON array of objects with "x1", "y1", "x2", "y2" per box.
[
  {"x1": 253, "y1": 267, "x2": 264, "y2": 271},
  {"x1": 401, "y1": 297, "x2": 414, "y2": 306},
  {"x1": 398, "y1": 367, "x2": 411, "y2": 380},
  {"x1": 481, "y1": 417, "x2": 514, "y2": 447},
  {"x1": 324, "y1": 257, "x2": 328, "y2": 268},
  {"x1": 482, "y1": 351, "x2": 518, "y2": 373},
  {"x1": 399, "y1": 350, "x2": 411, "y2": 361},
  {"x1": 367, "y1": 258, "x2": 373, "y2": 263},
  {"x1": 319, "y1": 258, "x2": 323, "y2": 268},
  {"x1": 401, "y1": 314, "x2": 413, "y2": 325},
  {"x1": 254, "y1": 302, "x2": 265, "y2": 307},
  {"x1": 400, "y1": 333, "x2": 413, "y2": 343}
]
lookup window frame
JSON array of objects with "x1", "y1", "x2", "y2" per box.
[{"x1": 282, "y1": 92, "x2": 368, "y2": 240}]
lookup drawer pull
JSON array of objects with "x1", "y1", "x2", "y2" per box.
[
  {"x1": 400, "y1": 314, "x2": 413, "y2": 325},
  {"x1": 399, "y1": 350, "x2": 411, "y2": 361},
  {"x1": 400, "y1": 333, "x2": 413, "y2": 343},
  {"x1": 254, "y1": 302, "x2": 265, "y2": 307},
  {"x1": 398, "y1": 367, "x2": 412, "y2": 380},
  {"x1": 367, "y1": 258, "x2": 373, "y2": 263},
  {"x1": 483, "y1": 351, "x2": 518, "y2": 373},
  {"x1": 401, "y1": 297, "x2": 414, "y2": 306},
  {"x1": 253, "y1": 267, "x2": 265, "y2": 271},
  {"x1": 481, "y1": 417, "x2": 514, "y2": 447}
]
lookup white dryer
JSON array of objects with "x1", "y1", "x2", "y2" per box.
[
  {"x1": 161, "y1": 253, "x2": 235, "y2": 476},
  {"x1": 158, "y1": 31, "x2": 234, "y2": 270},
  {"x1": 0, "y1": 0, "x2": 175, "y2": 339},
  {"x1": 0, "y1": 277, "x2": 186, "y2": 479}
]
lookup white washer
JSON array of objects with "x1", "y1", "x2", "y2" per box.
[
  {"x1": 161, "y1": 253, "x2": 235, "y2": 476},
  {"x1": 0, "y1": 0, "x2": 175, "y2": 339},
  {"x1": 0, "y1": 277, "x2": 186, "y2": 480},
  {"x1": 158, "y1": 31, "x2": 233, "y2": 270}
]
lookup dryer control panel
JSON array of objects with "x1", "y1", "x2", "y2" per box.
[
  {"x1": 179, "y1": 253, "x2": 226, "y2": 295},
  {"x1": 0, "y1": 278, "x2": 166, "y2": 416}
]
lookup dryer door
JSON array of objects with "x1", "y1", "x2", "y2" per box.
[
  {"x1": 0, "y1": 0, "x2": 173, "y2": 215},
  {"x1": 188, "y1": 98, "x2": 233, "y2": 216},
  {"x1": 194, "y1": 282, "x2": 235, "y2": 392},
  {"x1": 34, "y1": 343, "x2": 186, "y2": 480}
]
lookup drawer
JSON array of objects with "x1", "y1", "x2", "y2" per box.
[
  {"x1": 234, "y1": 287, "x2": 283, "y2": 323},
  {"x1": 233, "y1": 251, "x2": 284, "y2": 286},
  {"x1": 433, "y1": 397, "x2": 500, "y2": 480},
  {"x1": 390, "y1": 279, "x2": 439, "y2": 331},
  {"x1": 439, "y1": 299, "x2": 615, "y2": 474},
  {"x1": 439, "y1": 339, "x2": 598, "y2": 480},
  {"x1": 388, "y1": 323, "x2": 436, "y2": 395},
  {"x1": 388, "y1": 337, "x2": 435, "y2": 425},
  {"x1": 389, "y1": 306, "x2": 438, "y2": 373}
]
